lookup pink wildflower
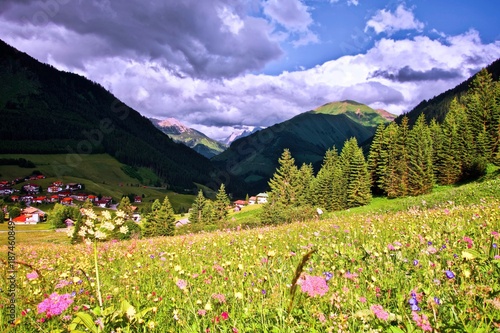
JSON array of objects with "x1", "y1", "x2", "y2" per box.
[
  {"x1": 298, "y1": 274, "x2": 329, "y2": 297},
  {"x1": 221, "y1": 312, "x2": 229, "y2": 320},
  {"x1": 212, "y1": 293, "x2": 226, "y2": 304},
  {"x1": 370, "y1": 304, "x2": 389, "y2": 321},
  {"x1": 37, "y1": 293, "x2": 73, "y2": 317},
  {"x1": 55, "y1": 280, "x2": 71, "y2": 289},
  {"x1": 198, "y1": 309, "x2": 207, "y2": 316},
  {"x1": 176, "y1": 279, "x2": 187, "y2": 290},
  {"x1": 387, "y1": 244, "x2": 395, "y2": 251},
  {"x1": 412, "y1": 311, "x2": 432, "y2": 331},
  {"x1": 27, "y1": 271, "x2": 39, "y2": 280},
  {"x1": 359, "y1": 296, "x2": 367, "y2": 303}
]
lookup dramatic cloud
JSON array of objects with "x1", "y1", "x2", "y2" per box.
[
  {"x1": 365, "y1": 5, "x2": 424, "y2": 35},
  {"x1": 0, "y1": 1, "x2": 498, "y2": 141},
  {"x1": 0, "y1": 0, "x2": 283, "y2": 78}
]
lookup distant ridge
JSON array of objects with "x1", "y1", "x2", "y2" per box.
[
  {"x1": 213, "y1": 100, "x2": 393, "y2": 196},
  {"x1": 150, "y1": 117, "x2": 227, "y2": 158}
]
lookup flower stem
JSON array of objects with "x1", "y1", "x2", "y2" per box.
[{"x1": 94, "y1": 241, "x2": 103, "y2": 308}]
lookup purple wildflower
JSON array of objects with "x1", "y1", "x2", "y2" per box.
[{"x1": 37, "y1": 293, "x2": 74, "y2": 317}]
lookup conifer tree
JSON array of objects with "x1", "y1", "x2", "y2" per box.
[
  {"x1": 297, "y1": 163, "x2": 314, "y2": 206},
  {"x1": 367, "y1": 124, "x2": 386, "y2": 195},
  {"x1": 312, "y1": 147, "x2": 339, "y2": 210},
  {"x1": 214, "y1": 184, "x2": 230, "y2": 223},
  {"x1": 267, "y1": 149, "x2": 299, "y2": 207},
  {"x1": 340, "y1": 138, "x2": 371, "y2": 208},
  {"x1": 429, "y1": 119, "x2": 444, "y2": 182},
  {"x1": 201, "y1": 200, "x2": 215, "y2": 225},
  {"x1": 396, "y1": 116, "x2": 410, "y2": 196},
  {"x1": 407, "y1": 114, "x2": 434, "y2": 195},
  {"x1": 143, "y1": 196, "x2": 176, "y2": 237},
  {"x1": 117, "y1": 196, "x2": 133, "y2": 218},
  {"x1": 189, "y1": 190, "x2": 205, "y2": 224},
  {"x1": 261, "y1": 149, "x2": 299, "y2": 225},
  {"x1": 378, "y1": 122, "x2": 400, "y2": 198}
]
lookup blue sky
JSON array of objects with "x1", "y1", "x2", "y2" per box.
[{"x1": 1, "y1": 0, "x2": 499, "y2": 140}]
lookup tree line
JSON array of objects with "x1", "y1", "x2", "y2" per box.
[{"x1": 261, "y1": 68, "x2": 499, "y2": 223}]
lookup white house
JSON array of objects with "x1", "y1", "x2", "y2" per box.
[{"x1": 256, "y1": 193, "x2": 268, "y2": 204}]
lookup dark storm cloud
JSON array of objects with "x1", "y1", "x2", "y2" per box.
[
  {"x1": 370, "y1": 65, "x2": 462, "y2": 82},
  {"x1": 0, "y1": 0, "x2": 283, "y2": 78}
]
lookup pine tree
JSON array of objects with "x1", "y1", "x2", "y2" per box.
[
  {"x1": 429, "y1": 119, "x2": 444, "y2": 182},
  {"x1": 297, "y1": 163, "x2": 314, "y2": 206},
  {"x1": 201, "y1": 200, "x2": 214, "y2": 225},
  {"x1": 143, "y1": 196, "x2": 176, "y2": 237},
  {"x1": 396, "y1": 117, "x2": 410, "y2": 196},
  {"x1": 189, "y1": 190, "x2": 205, "y2": 224},
  {"x1": 367, "y1": 124, "x2": 386, "y2": 195},
  {"x1": 267, "y1": 149, "x2": 299, "y2": 207},
  {"x1": 214, "y1": 184, "x2": 230, "y2": 223},
  {"x1": 407, "y1": 114, "x2": 434, "y2": 195},
  {"x1": 261, "y1": 149, "x2": 299, "y2": 225},
  {"x1": 378, "y1": 122, "x2": 400, "y2": 198},
  {"x1": 312, "y1": 147, "x2": 339, "y2": 210},
  {"x1": 340, "y1": 138, "x2": 372, "y2": 208}
]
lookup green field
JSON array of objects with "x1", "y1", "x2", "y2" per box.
[{"x1": 0, "y1": 154, "x2": 196, "y2": 211}]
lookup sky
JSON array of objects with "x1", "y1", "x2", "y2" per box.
[{"x1": 1, "y1": 0, "x2": 499, "y2": 141}]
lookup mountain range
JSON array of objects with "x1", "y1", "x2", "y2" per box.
[
  {"x1": 1, "y1": 37, "x2": 498, "y2": 197},
  {"x1": 213, "y1": 100, "x2": 395, "y2": 195},
  {"x1": 150, "y1": 118, "x2": 227, "y2": 159}
]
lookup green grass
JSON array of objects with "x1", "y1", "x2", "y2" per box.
[
  {"x1": 0, "y1": 154, "x2": 196, "y2": 212},
  {"x1": 1, "y1": 176, "x2": 499, "y2": 332}
]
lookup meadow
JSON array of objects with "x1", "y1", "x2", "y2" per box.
[{"x1": 1, "y1": 178, "x2": 500, "y2": 332}]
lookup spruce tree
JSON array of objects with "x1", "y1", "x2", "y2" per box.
[
  {"x1": 267, "y1": 149, "x2": 299, "y2": 207},
  {"x1": 312, "y1": 147, "x2": 339, "y2": 210},
  {"x1": 340, "y1": 138, "x2": 372, "y2": 208},
  {"x1": 214, "y1": 184, "x2": 230, "y2": 223},
  {"x1": 117, "y1": 196, "x2": 133, "y2": 218},
  {"x1": 407, "y1": 114, "x2": 434, "y2": 195},
  {"x1": 189, "y1": 190, "x2": 205, "y2": 224},
  {"x1": 297, "y1": 163, "x2": 314, "y2": 206},
  {"x1": 378, "y1": 122, "x2": 400, "y2": 198},
  {"x1": 367, "y1": 124, "x2": 386, "y2": 195},
  {"x1": 143, "y1": 196, "x2": 176, "y2": 237}
]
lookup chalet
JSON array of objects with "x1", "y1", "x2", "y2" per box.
[
  {"x1": 47, "y1": 185, "x2": 63, "y2": 193},
  {"x1": 0, "y1": 188, "x2": 13, "y2": 196},
  {"x1": 36, "y1": 175, "x2": 46, "y2": 180},
  {"x1": 0, "y1": 180, "x2": 10, "y2": 186},
  {"x1": 52, "y1": 181, "x2": 64, "y2": 187},
  {"x1": 256, "y1": 193, "x2": 268, "y2": 204},
  {"x1": 66, "y1": 183, "x2": 82, "y2": 191},
  {"x1": 96, "y1": 197, "x2": 112, "y2": 208},
  {"x1": 233, "y1": 206, "x2": 242, "y2": 212},
  {"x1": 20, "y1": 195, "x2": 33, "y2": 203},
  {"x1": 19, "y1": 207, "x2": 44, "y2": 223},
  {"x1": 233, "y1": 200, "x2": 247, "y2": 207},
  {"x1": 23, "y1": 184, "x2": 40, "y2": 194},
  {"x1": 10, "y1": 195, "x2": 19, "y2": 202},
  {"x1": 74, "y1": 193, "x2": 88, "y2": 201},
  {"x1": 50, "y1": 195, "x2": 59, "y2": 203},
  {"x1": 34, "y1": 196, "x2": 47, "y2": 204},
  {"x1": 132, "y1": 213, "x2": 142, "y2": 222},
  {"x1": 134, "y1": 196, "x2": 142, "y2": 203},
  {"x1": 87, "y1": 195, "x2": 97, "y2": 202},
  {"x1": 248, "y1": 196, "x2": 257, "y2": 205},
  {"x1": 58, "y1": 190, "x2": 72, "y2": 198},
  {"x1": 61, "y1": 197, "x2": 73, "y2": 205}
]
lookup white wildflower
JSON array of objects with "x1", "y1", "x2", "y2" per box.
[
  {"x1": 66, "y1": 227, "x2": 75, "y2": 237},
  {"x1": 115, "y1": 218, "x2": 124, "y2": 226},
  {"x1": 102, "y1": 222, "x2": 115, "y2": 231},
  {"x1": 102, "y1": 210, "x2": 112, "y2": 220},
  {"x1": 119, "y1": 226, "x2": 129, "y2": 234},
  {"x1": 115, "y1": 210, "x2": 126, "y2": 218},
  {"x1": 95, "y1": 230, "x2": 107, "y2": 240}
]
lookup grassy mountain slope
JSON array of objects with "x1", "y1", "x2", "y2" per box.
[
  {"x1": 213, "y1": 100, "x2": 393, "y2": 196},
  {"x1": 0, "y1": 153, "x2": 195, "y2": 212},
  {"x1": 0, "y1": 39, "x2": 217, "y2": 191},
  {"x1": 396, "y1": 58, "x2": 500, "y2": 125},
  {"x1": 150, "y1": 118, "x2": 227, "y2": 158}
]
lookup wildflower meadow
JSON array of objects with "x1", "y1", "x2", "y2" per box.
[{"x1": 1, "y1": 179, "x2": 500, "y2": 332}]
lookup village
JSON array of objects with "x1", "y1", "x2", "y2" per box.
[{"x1": 0, "y1": 173, "x2": 269, "y2": 225}]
